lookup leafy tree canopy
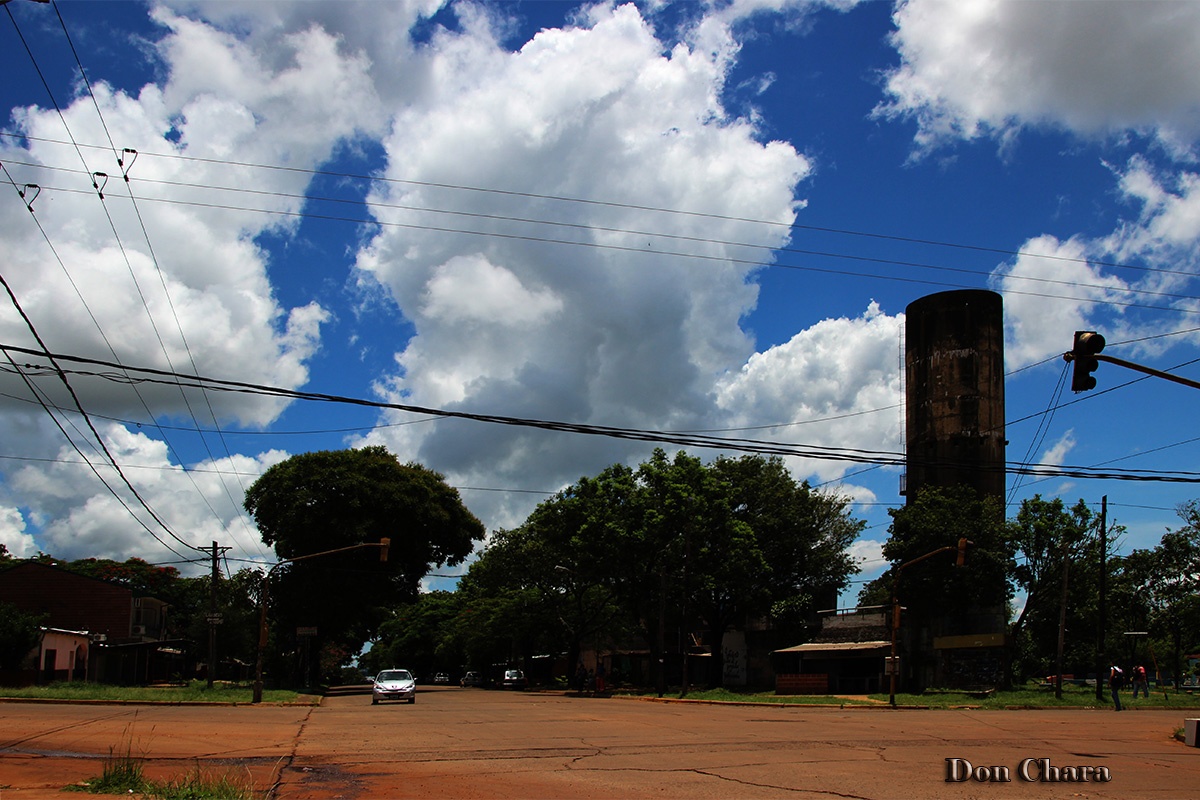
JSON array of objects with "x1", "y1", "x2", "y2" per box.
[
  {"x1": 245, "y1": 446, "x2": 483, "y2": 577},
  {"x1": 861, "y1": 485, "x2": 1013, "y2": 622},
  {"x1": 0, "y1": 601, "x2": 44, "y2": 671},
  {"x1": 60, "y1": 557, "x2": 182, "y2": 602},
  {"x1": 1005, "y1": 495, "x2": 1108, "y2": 681},
  {"x1": 243, "y1": 446, "x2": 485, "y2": 670},
  {"x1": 443, "y1": 449, "x2": 862, "y2": 687},
  {"x1": 1120, "y1": 501, "x2": 1200, "y2": 684}
]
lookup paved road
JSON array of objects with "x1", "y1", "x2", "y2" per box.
[{"x1": 1, "y1": 687, "x2": 1196, "y2": 798}]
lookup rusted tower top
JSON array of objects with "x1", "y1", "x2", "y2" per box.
[{"x1": 904, "y1": 289, "x2": 1005, "y2": 504}]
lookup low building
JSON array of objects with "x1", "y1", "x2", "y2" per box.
[
  {"x1": 772, "y1": 606, "x2": 891, "y2": 695},
  {"x1": 0, "y1": 561, "x2": 186, "y2": 684},
  {"x1": 37, "y1": 627, "x2": 91, "y2": 683}
]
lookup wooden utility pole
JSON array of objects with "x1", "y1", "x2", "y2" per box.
[
  {"x1": 1055, "y1": 539, "x2": 1071, "y2": 700},
  {"x1": 206, "y1": 541, "x2": 227, "y2": 689},
  {"x1": 1096, "y1": 496, "x2": 1107, "y2": 702}
]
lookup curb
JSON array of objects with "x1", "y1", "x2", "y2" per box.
[{"x1": 0, "y1": 695, "x2": 322, "y2": 707}]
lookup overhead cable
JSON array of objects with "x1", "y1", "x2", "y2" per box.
[{"x1": 5, "y1": 343, "x2": 1200, "y2": 484}]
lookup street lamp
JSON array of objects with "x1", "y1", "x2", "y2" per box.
[
  {"x1": 252, "y1": 538, "x2": 390, "y2": 704},
  {"x1": 888, "y1": 539, "x2": 972, "y2": 708}
]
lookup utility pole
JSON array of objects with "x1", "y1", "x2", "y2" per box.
[
  {"x1": 207, "y1": 541, "x2": 229, "y2": 689},
  {"x1": 656, "y1": 564, "x2": 667, "y2": 698},
  {"x1": 1096, "y1": 496, "x2": 1108, "y2": 702},
  {"x1": 1055, "y1": 540, "x2": 1071, "y2": 700}
]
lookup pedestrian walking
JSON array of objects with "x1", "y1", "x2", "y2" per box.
[
  {"x1": 574, "y1": 662, "x2": 587, "y2": 692},
  {"x1": 1131, "y1": 664, "x2": 1149, "y2": 698},
  {"x1": 1109, "y1": 665, "x2": 1124, "y2": 711}
]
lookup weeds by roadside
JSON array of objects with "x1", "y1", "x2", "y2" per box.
[
  {"x1": 0, "y1": 680, "x2": 304, "y2": 704},
  {"x1": 69, "y1": 753, "x2": 260, "y2": 799},
  {"x1": 622, "y1": 682, "x2": 1200, "y2": 709},
  {"x1": 71, "y1": 739, "x2": 146, "y2": 794},
  {"x1": 872, "y1": 683, "x2": 1200, "y2": 709}
]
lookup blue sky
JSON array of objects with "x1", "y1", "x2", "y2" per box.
[{"x1": 3, "y1": 0, "x2": 1200, "y2": 603}]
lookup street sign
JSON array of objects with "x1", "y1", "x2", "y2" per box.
[
  {"x1": 296, "y1": 626, "x2": 318, "y2": 637},
  {"x1": 885, "y1": 656, "x2": 899, "y2": 675},
  {"x1": 206, "y1": 613, "x2": 223, "y2": 624}
]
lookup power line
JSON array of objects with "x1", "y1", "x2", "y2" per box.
[
  {"x1": 0, "y1": 275, "x2": 195, "y2": 557},
  {"x1": 7, "y1": 342, "x2": 1200, "y2": 484},
  {"x1": 5, "y1": 3, "x2": 269, "y2": 561},
  {"x1": 2, "y1": 6, "x2": 208, "y2": 556},
  {"x1": 47, "y1": 0, "x2": 269, "y2": 562},
  {"x1": 11, "y1": 174, "x2": 1199, "y2": 316},
  {"x1": 8, "y1": 156, "x2": 1199, "y2": 310},
  {"x1": 4, "y1": 130, "x2": 1194, "y2": 283}
]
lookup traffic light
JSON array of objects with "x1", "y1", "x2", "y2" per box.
[
  {"x1": 956, "y1": 537, "x2": 968, "y2": 567},
  {"x1": 379, "y1": 537, "x2": 390, "y2": 562},
  {"x1": 1070, "y1": 331, "x2": 1105, "y2": 392}
]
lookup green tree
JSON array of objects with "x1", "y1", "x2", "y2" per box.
[
  {"x1": 0, "y1": 600, "x2": 44, "y2": 671},
  {"x1": 365, "y1": 591, "x2": 464, "y2": 678},
  {"x1": 63, "y1": 557, "x2": 184, "y2": 605},
  {"x1": 243, "y1": 446, "x2": 484, "y2": 685},
  {"x1": 712, "y1": 455, "x2": 862, "y2": 642},
  {"x1": 860, "y1": 485, "x2": 1013, "y2": 687},
  {"x1": 170, "y1": 568, "x2": 263, "y2": 677},
  {"x1": 450, "y1": 462, "x2": 646, "y2": 683},
  {"x1": 1006, "y1": 495, "x2": 1103, "y2": 682},
  {"x1": 454, "y1": 450, "x2": 864, "y2": 690},
  {"x1": 637, "y1": 449, "x2": 765, "y2": 688},
  {"x1": 862, "y1": 486, "x2": 1012, "y2": 614},
  {"x1": 1122, "y1": 502, "x2": 1200, "y2": 687}
]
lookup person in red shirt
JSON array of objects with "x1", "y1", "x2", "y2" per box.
[{"x1": 1131, "y1": 665, "x2": 1149, "y2": 699}]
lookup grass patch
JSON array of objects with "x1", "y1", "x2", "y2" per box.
[
  {"x1": 870, "y1": 683, "x2": 1200, "y2": 709},
  {"x1": 624, "y1": 687, "x2": 880, "y2": 705},
  {"x1": 71, "y1": 741, "x2": 147, "y2": 794},
  {"x1": 68, "y1": 729, "x2": 263, "y2": 799},
  {"x1": 147, "y1": 764, "x2": 260, "y2": 800},
  {"x1": 72, "y1": 763, "x2": 260, "y2": 799},
  {"x1": 0, "y1": 680, "x2": 303, "y2": 704},
  {"x1": 66, "y1": 723, "x2": 265, "y2": 799},
  {"x1": 619, "y1": 683, "x2": 1200, "y2": 709}
]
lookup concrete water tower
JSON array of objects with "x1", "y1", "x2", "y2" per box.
[{"x1": 904, "y1": 290, "x2": 1005, "y2": 504}]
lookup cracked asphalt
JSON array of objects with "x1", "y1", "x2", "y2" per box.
[{"x1": 1, "y1": 687, "x2": 1196, "y2": 798}]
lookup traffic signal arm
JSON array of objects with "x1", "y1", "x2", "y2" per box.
[{"x1": 1064, "y1": 352, "x2": 1200, "y2": 392}]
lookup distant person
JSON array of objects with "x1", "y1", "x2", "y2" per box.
[
  {"x1": 596, "y1": 662, "x2": 606, "y2": 693},
  {"x1": 574, "y1": 662, "x2": 587, "y2": 692},
  {"x1": 1109, "y1": 665, "x2": 1124, "y2": 711},
  {"x1": 1132, "y1": 665, "x2": 1149, "y2": 698}
]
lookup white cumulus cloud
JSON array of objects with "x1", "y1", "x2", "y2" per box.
[{"x1": 878, "y1": 0, "x2": 1200, "y2": 155}]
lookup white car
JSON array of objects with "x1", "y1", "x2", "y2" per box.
[{"x1": 372, "y1": 669, "x2": 416, "y2": 704}]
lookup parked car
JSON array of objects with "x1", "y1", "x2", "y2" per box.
[
  {"x1": 460, "y1": 671, "x2": 484, "y2": 687},
  {"x1": 500, "y1": 669, "x2": 527, "y2": 690},
  {"x1": 372, "y1": 669, "x2": 416, "y2": 704}
]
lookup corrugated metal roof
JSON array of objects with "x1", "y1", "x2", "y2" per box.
[{"x1": 773, "y1": 641, "x2": 890, "y2": 654}]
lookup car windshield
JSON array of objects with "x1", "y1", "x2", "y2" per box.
[
  {"x1": 377, "y1": 671, "x2": 411, "y2": 682},
  {"x1": 506, "y1": 671, "x2": 521, "y2": 678}
]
